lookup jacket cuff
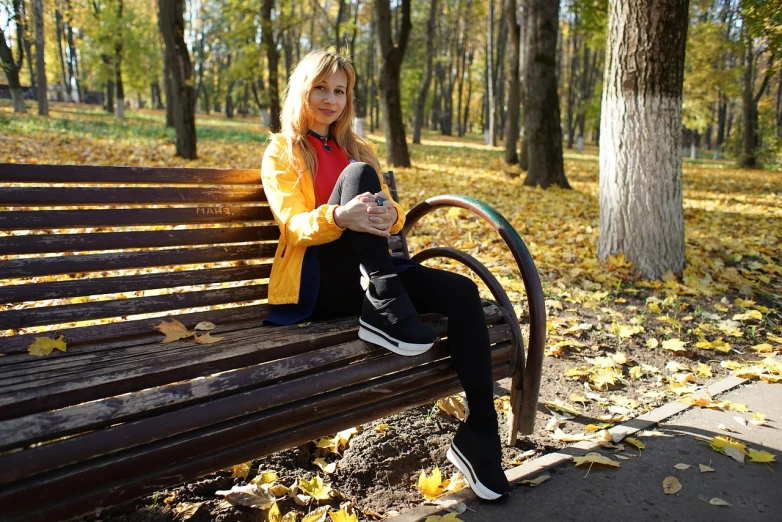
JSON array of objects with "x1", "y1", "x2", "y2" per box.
[{"x1": 326, "y1": 205, "x2": 345, "y2": 230}]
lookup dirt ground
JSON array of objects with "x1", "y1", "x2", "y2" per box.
[{"x1": 80, "y1": 289, "x2": 753, "y2": 522}]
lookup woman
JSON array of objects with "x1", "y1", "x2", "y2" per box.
[{"x1": 261, "y1": 50, "x2": 510, "y2": 500}]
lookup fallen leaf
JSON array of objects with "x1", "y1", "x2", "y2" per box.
[
  {"x1": 572, "y1": 452, "x2": 621, "y2": 468},
  {"x1": 28, "y1": 336, "x2": 67, "y2": 356},
  {"x1": 251, "y1": 471, "x2": 279, "y2": 485},
  {"x1": 215, "y1": 484, "x2": 275, "y2": 509},
  {"x1": 699, "y1": 463, "x2": 715, "y2": 473},
  {"x1": 724, "y1": 447, "x2": 745, "y2": 463},
  {"x1": 154, "y1": 318, "x2": 194, "y2": 343},
  {"x1": 301, "y1": 506, "x2": 331, "y2": 522},
  {"x1": 298, "y1": 477, "x2": 333, "y2": 500},
  {"x1": 662, "y1": 338, "x2": 689, "y2": 355},
  {"x1": 625, "y1": 438, "x2": 645, "y2": 450},
  {"x1": 708, "y1": 497, "x2": 732, "y2": 507},
  {"x1": 418, "y1": 467, "x2": 447, "y2": 500},
  {"x1": 194, "y1": 332, "x2": 224, "y2": 344},
  {"x1": 748, "y1": 449, "x2": 776, "y2": 463},
  {"x1": 313, "y1": 458, "x2": 337, "y2": 474},
  {"x1": 194, "y1": 321, "x2": 217, "y2": 330},
  {"x1": 519, "y1": 474, "x2": 550, "y2": 486},
  {"x1": 437, "y1": 395, "x2": 467, "y2": 421},
  {"x1": 174, "y1": 502, "x2": 205, "y2": 521},
  {"x1": 750, "y1": 412, "x2": 767, "y2": 426},
  {"x1": 329, "y1": 508, "x2": 358, "y2": 522},
  {"x1": 544, "y1": 400, "x2": 581, "y2": 416},
  {"x1": 424, "y1": 513, "x2": 463, "y2": 522},
  {"x1": 674, "y1": 463, "x2": 691, "y2": 470},
  {"x1": 374, "y1": 423, "x2": 389, "y2": 433},
  {"x1": 646, "y1": 338, "x2": 659, "y2": 348},
  {"x1": 230, "y1": 462, "x2": 251, "y2": 480},
  {"x1": 663, "y1": 476, "x2": 682, "y2": 494}
]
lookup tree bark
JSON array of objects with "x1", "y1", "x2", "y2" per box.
[
  {"x1": 0, "y1": 0, "x2": 26, "y2": 112},
  {"x1": 115, "y1": 0, "x2": 125, "y2": 119},
  {"x1": 32, "y1": 0, "x2": 48, "y2": 116},
  {"x1": 523, "y1": 0, "x2": 567, "y2": 188},
  {"x1": 375, "y1": 0, "x2": 412, "y2": 167},
  {"x1": 55, "y1": 6, "x2": 71, "y2": 99},
  {"x1": 505, "y1": 0, "x2": 521, "y2": 164},
  {"x1": 598, "y1": 0, "x2": 689, "y2": 279},
  {"x1": 261, "y1": 0, "x2": 281, "y2": 132},
  {"x1": 739, "y1": 35, "x2": 774, "y2": 168},
  {"x1": 65, "y1": 0, "x2": 81, "y2": 102},
  {"x1": 413, "y1": 0, "x2": 437, "y2": 144},
  {"x1": 487, "y1": 0, "x2": 497, "y2": 146},
  {"x1": 159, "y1": 0, "x2": 197, "y2": 159}
]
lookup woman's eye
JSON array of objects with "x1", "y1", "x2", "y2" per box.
[{"x1": 335, "y1": 90, "x2": 345, "y2": 95}]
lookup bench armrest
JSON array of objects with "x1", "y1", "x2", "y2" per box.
[{"x1": 402, "y1": 195, "x2": 546, "y2": 437}]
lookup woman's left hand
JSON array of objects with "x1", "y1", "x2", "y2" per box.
[{"x1": 368, "y1": 191, "x2": 397, "y2": 232}]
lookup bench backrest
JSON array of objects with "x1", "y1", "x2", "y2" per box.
[{"x1": 0, "y1": 164, "x2": 405, "y2": 353}]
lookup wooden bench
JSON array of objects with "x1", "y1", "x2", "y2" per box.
[{"x1": 0, "y1": 163, "x2": 545, "y2": 522}]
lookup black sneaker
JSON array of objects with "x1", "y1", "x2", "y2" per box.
[
  {"x1": 447, "y1": 422, "x2": 510, "y2": 500},
  {"x1": 358, "y1": 275, "x2": 438, "y2": 356}
]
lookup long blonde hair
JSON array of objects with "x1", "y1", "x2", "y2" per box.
[{"x1": 277, "y1": 50, "x2": 382, "y2": 178}]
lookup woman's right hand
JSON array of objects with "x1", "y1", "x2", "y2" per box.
[{"x1": 334, "y1": 192, "x2": 390, "y2": 237}]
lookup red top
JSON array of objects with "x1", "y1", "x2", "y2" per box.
[{"x1": 306, "y1": 133, "x2": 350, "y2": 205}]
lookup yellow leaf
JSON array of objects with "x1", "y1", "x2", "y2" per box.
[
  {"x1": 674, "y1": 463, "x2": 690, "y2": 470},
  {"x1": 696, "y1": 362, "x2": 713, "y2": 378},
  {"x1": 707, "y1": 497, "x2": 732, "y2": 507},
  {"x1": 714, "y1": 304, "x2": 729, "y2": 312},
  {"x1": 662, "y1": 338, "x2": 689, "y2": 355},
  {"x1": 281, "y1": 512, "x2": 297, "y2": 522},
  {"x1": 374, "y1": 423, "x2": 389, "y2": 433},
  {"x1": 313, "y1": 458, "x2": 337, "y2": 474},
  {"x1": 572, "y1": 452, "x2": 621, "y2": 468},
  {"x1": 647, "y1": 302, "x2": 662, "y2": 313},
  {"x1": 628, "y1": 366, "x2": 643, "y2": 379},
  {"x1": 252, "y1": 471, "x2": 279, "y2": 485},
  {"x1": 28, "y1": 335, "x2": 67, "y2": 356},
  {"x1": 751, "y1": 343, "x2": 773, "y2": 353},
  {"x1": 662, "y1": 476, "x2": 682, "y2": 494},
  {"x1": 154, "y1": 318, "x2": 194, "y2": 343},
  {"x1": 301, "y1": 506, "x2": 331, "y2": 522},
  {"x1": 194, "y1": 332, "x2": 224, "y2": 344},
  {"x1": 174, "y1": 502, "x2": 205, "y2": 521},
  {"x1": 215, "y1": 484, "x2": 275, "y2": 509},
  {"x1": 748, "y1": 449, "x2": 776, "y2": 463},
  {"x1": 625, "y1": 437, "x2": 645, "y2": 450},
  {"x1": 767, "y1": 333, "x2": 782, "y2": 344},
  {"x1": 732, "y1": 310, "x2": 762, "y2": 322},
  {"x1": 418, "y1": 467, "x2": 447, "y2": 500},
  {"x1": 437, "y1": 395, "x2": 467, "y2": 421},
  {"x1": 519, "y1": 474, "x2": 550, "y2": 486},
  {"x1": 230, "y1": 462, "x2": 251, "y2": 480},
  {"x1": 298, "y1": 477, "x2": 333, "y2": 501},
  {"x1": 543, "y1": 400, "x2": 581, "y2": 416},
  {"x1": 328, "y1": 508, "x2": 358, "y2": 522},
  {"x1": 194, "y1": 321, "x2": 216, "y2": 330},
  {"x1": 734, "y1": 298, "x2": 756, "y2": 308},
  {"x1": 699, "y1": 463, "x2": 714, "y2": 473},
  {"x1": 425, "y1": 513, "x2": 463, "y2": 522},
  {"x1": 268, "y1": 502, "x2": 281, "y2": 522}
]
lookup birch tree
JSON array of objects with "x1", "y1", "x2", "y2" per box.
[{"x1": 598, "y1": 0, "x2": 689, "y2": 279}]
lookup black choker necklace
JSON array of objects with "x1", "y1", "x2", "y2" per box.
[{"x1": 308, "y1": 130, "x2": 331, "y2": 152}]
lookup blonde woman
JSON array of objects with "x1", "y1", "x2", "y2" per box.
[{"x1": 261, "y1": 50, "x2": 510, "y2": 500}]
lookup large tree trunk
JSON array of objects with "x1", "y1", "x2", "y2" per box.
[
  {"x1": 32, "y1": 0, "x2": 48, "y2": 116},
  {"x1": 598, "y1": 0, "x2": 689, "y2": 279},
  {"x1": 487, "y1": 0, "x2": 497, "y2": 146},
  {"x1": 65, "y1": 0, "x2": 81, "y2": 102},
  {"x1": 505, "y1": 0, "x2": 521, "y2": 164},
  {"x1": 261, "y1": 0, "x2": 281, "y2": 132},
  {"x1": 115, "y1": 0, "x2": 125, "y2": 119},
  {"x1": 413, "y1": 0, "x2": 437, "y2": 144},
  {"x1": 0, "y1": 0, "x2": 26, "y2": 112},
  {"x1": 159, "y1": 0, "x2": 197, "y2": 159},
  {"x1": 375, "y1": 0, "x2": 412, "y2": 167},
  {"x1": 523, "y1": 0, "x2": 567, "y2": 188},
  {"x1": 54, "y1": 7, "x2": 71, "y2": 100}
]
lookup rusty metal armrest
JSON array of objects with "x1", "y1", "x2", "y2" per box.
[{"x1": 403, "y1": 195, "x2": 546, "y2": 441}]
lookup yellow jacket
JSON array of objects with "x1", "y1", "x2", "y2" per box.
[{"x1": 261, "y1": 135, "x2": 406, "y2": 304}]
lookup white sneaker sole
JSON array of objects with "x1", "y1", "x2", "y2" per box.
[
  {"x1": 358, "y1": 319, "x2": 435, "y2": 356},
  {"x1": 447, "y1": 445, "x2": 504, "y2": 500}
]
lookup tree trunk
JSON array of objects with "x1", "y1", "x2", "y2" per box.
[
  {"x1": 519, "y1": 0, "x2": 530, "y2": 169},
  {"x1": 741, "y1": 36, "x2": 758, "y2": 168},
  {"x1": 0, "y1": 0, "x2": 26, "y2": 113},
  {"x1": 164, "y1": 53, "x2": 174, "y2": 126},
  {"x1": 523, "y1": 0, "x2": 567, "y2": 188},
  {"x1": 32, "y1": 0, "x2": 48, "y2": 116},
  {"x1": 159, "y1": 0, "x2": 197, "y2": 159},
  {"x1": 598, "y1": 0, "x2": 689, "y2": 279},
  {"x1": 413, "y1": 0, "x2": 437, "y2": 144},
  {"x1": 487, "y1": 0, "x2": 497, "y2": 146},
  {"x1": 65, "y1": 0, "x2": 81, "y2": 102},
  {"x1": 55, "y1": 7, "x2": 71, "y2": 99},
  {"x1": 115, "y1": 0, "x2": 124, "y2": 119},
  {"x1": 776, "y1": 70, "x2": 782, "y2": 138},
  {"x1": 105, "y1": 78, "x2": 114, "y2": 113},
  {"x1": 261, "y1": 0, "x2": 281, "y2": 132},
  {"x1": 505, "y1": 0, "x2": 521, "y2": 164},
  {"x1": 375, "y1": 0, "x2": 412, "y2": 167}
]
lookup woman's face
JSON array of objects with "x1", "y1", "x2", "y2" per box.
[{"x1": 307, "y1": 68, "x2": 348, "y2": 135}]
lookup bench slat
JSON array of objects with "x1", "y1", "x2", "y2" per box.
[
  {"x1": 0, "y1": 285, "x2": 267, "y2": 330},
  {"x1": 0, "y1": 353, "x2": 511, "y2": 522},
  {"x1": 0, "y1": 164, "x2": 261, "y2": 184},
  {"x1": 0, "y1": 243, "x2": 274, "y2": 278},
  {"x1": 0, "y1": 206, "x2": 273, "y2": 230},
  {"x1": 0, "y1": 265, "x2": 272, "y2": 303},
  {"x1": 0, "y1": 226, "x2": 280, "y2": 255},
  {"x1": 0, "y1": 303, "x2": 270, "y2": 353},
  {"x1": 0, "y1": 187, "x2": 266, "y2": 205},
  {"x1": 0, "y1": 320, "x2": 510, "y2": 460},
  {"x1": 0, "y1": 316, "x2": 363, "y2": 419}
]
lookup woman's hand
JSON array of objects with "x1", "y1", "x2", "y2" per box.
[{"x1": 334, "y1": 192, "x2": 395, "y2": 237}]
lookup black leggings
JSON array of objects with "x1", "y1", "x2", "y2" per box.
[{"x1": 310, "y1": 162, "x2": 498, "y2": 432}]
